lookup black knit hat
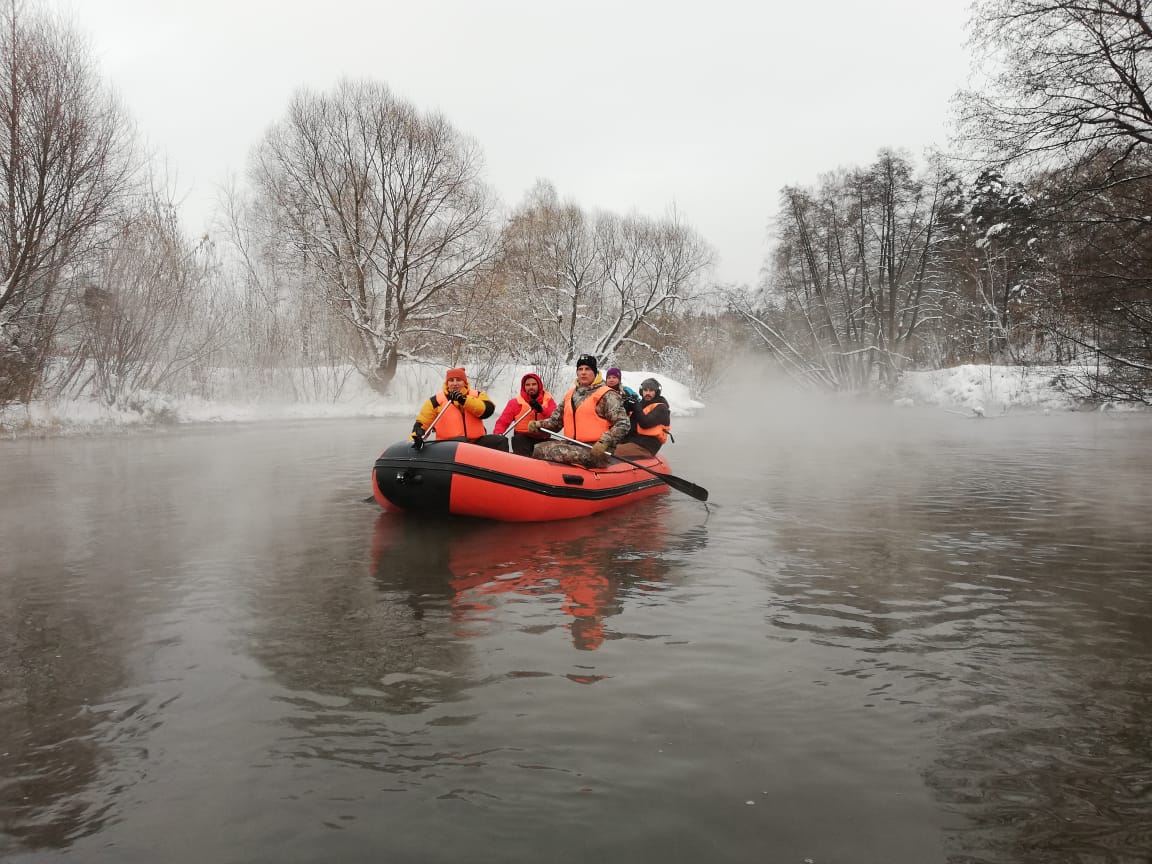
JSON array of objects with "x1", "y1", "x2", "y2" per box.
[
  {"x1": 640, "y1": 377, "x2": 661, "y2": 395},
  {"x1": 576, "y1": 354, "x2": 598, "y2": 373}
]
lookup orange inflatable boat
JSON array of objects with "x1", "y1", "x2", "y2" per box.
[{"x1": 370, "y1": 439, "x2": 669, "y2": 521}]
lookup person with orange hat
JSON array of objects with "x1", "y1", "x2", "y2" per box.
[{"x1": 410, "y1": 366, "x2": 496, "y2": 447}]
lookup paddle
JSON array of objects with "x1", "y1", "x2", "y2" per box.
[
  {"x1": 503, "y1": 406, "x2": 533, "y2": 437},
  {"x1": 411, "y1": 394, "x2": 454, "y2": 450},
  {"x1": 362, "y1": 394, "x2": 454, "y2": 503},
  {"x1": 540, "y1": 429, "x2": 709, "y2": 502}
]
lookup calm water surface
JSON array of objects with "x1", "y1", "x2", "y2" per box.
[{"x1": 1, "y1": 404, "x2": 1149, "y2": 863}]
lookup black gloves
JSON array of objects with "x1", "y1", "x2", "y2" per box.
[
  {"x1": 411, "y1": 421, "x2": 425, "y2": 448},
  {"x1": 528, "y1": 398, "x2": 543, "y2": 413},
  {"x1": 450, "y1": 390, "x2": 467, "y2": 406},
  {"x1": 622, "y1": 395, "x2": 638, "y2": 410}
]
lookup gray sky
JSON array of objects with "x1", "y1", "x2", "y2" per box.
[{"x1": 73, "y1": 0, "x2": 973, "y2": 286}]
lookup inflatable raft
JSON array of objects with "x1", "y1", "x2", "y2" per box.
[{"x1": 370, "y1": 439, "x2": 669, "y2": 521}]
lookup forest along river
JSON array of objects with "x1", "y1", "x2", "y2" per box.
[{"x1": 0, "y1": 406, "x2": 1150, "y2": 864}]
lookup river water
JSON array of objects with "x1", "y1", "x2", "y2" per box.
[{"x1": 1, "y1": 402, "x2": 1149, "y2": 863}]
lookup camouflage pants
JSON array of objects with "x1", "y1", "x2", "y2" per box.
[
  {"x1": 613, "y1": 441, "x2": 659, "y2": 459},
  {"x1": 532, "y1": 440, "x2": 609, "y2": 468}
]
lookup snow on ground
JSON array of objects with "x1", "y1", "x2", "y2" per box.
[
  {"x1": 894, "y1": 364, "x2": 1084, "y2": 414},
  {"x1": 0, "y1": 363, "x2": 705, "y2": 436},
  {"x1": 1, "y1": 362, "x2": 1136, "y2": 437}
]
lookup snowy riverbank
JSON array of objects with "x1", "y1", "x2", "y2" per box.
[
  {"x1": 0, "y1": 364, "x2": 704, "y2": 437},
  {"x1": 895, "y1": 364, "x2": 1086, "y2": 414},
  {"x1": 0, "y1": 363, "x2": 1138, "y2": 437}
]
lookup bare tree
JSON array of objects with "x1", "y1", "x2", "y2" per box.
[
  {"x1": 216, "y1": 178, "x2": 356, "y2": 402},
  {"x1": 0, "y1": 0, "x2": 134, "y2": 403},
  {"x1": 59, "y1": 181, "x2": 231, "y2": 410},
  {"x1": 487, "y1": 181, "x2": 713, "y2": 375},
  {"x1": 959, "y1": 0, "x2": 1152, "y2": 170},
  {"x1": 250, "y1": 79, "x2": 498, "y2": 393},
  {"x1": 749, "y1": 151, "x2": 948, "y2": 391},
  {"x1": 591, "y1": 208, "x2": 714, "y2": 360},
  {"x1": 1030, "y1": 153, "x2": 1152, "y2": 401},
  {"x1": 484, "y1": 180, "x2": 605, "y2": 373},
  {"x1": 959, "y1": 0, "x2": 1152, "y2": 399}
]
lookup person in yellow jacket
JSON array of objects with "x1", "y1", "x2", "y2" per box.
[
  {"x1": 410, "y1": 366, "x2": 497, "y2": 447},
  {"x1": 527, "y1": 354, "x2": 630, "y2": 467}
]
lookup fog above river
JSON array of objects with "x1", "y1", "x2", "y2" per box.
[
  {"x1": 1, "y1": 355, "x2": 1101, "y2": 436},
  {"x1": 691, "y1": 363, "x2": 1149, "y2": 544},
  {"x1": 1, "y1": 381, "x2": 1150, "y2": 863}
]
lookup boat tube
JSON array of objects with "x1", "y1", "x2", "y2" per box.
[{"x1": 371, "y1": 439, "x2": 669, "y2": 521}]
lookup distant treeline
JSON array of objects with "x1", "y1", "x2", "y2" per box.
[
  {"x1": 2, "y1": 0, "x2": 1149, "y2": 414},
  {"x1": 735, "y1": 0, "x2": 1152, "y2": 404}
]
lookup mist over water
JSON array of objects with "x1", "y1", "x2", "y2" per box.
[{"x1": 1, "y1": 394, "x2": 1149, "y2": 863}]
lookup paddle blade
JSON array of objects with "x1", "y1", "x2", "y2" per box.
[{"x1": 661, "y1": 472, "x2": 709, "y2": 502}]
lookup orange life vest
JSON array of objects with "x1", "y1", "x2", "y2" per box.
[
  {"x1": 432, "y1": 389, "x2": 487, "y2": 439},
  {"x1": 634, "y1": 401, "x2": 670, "y2": 443},
  {"x1": 513, "y1": 392, "x2": 553, "y2": 434},
  {"x1": 562, "y1": 385, "x2": 610, "y2": 443}
]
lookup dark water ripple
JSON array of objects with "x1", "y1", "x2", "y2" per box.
[
  {"x1": 1, "y1": 414, "x2": 1150, "y2": 863},
  {"x1": 742, "y1": 426, "x2": 1152, "y2": 864}
]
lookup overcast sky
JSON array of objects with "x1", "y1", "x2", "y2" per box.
[{"x1": 72, "y1": 0, "x2": 973, "y2": 286}]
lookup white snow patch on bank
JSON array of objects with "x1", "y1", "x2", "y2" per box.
[
  {"x1": 895, "y1": 365, "x2": 1083, "y2": 413},
  {"x1": 1, "y1": 363, "x2": 705, "y2": 436},
  {"x1": 5, "y1": 362, "x2": 1139, "y2": 437}
]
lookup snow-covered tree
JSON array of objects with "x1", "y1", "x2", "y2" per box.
[
  {"x1": 935, "y1": 167, "x2": 1044, "y2": 363},
  {"x1": 748, "y1": 150, "x2": 949, "y2": 390},
  {"x1": 486, "y1": 181, "x2": 713, "y2": 376},
  {"x1": 960, "y1": 0, "x2": 1152, "y2": 398},
  {"x1": 250, "y1": 79, "x2": 499, "y2": 393},
  {"x1": 59, "y1": 183, "x2": 231, "y2": 409},
  {"x1": 0, "y1": 0, "x2": 135, "y2": 404}
]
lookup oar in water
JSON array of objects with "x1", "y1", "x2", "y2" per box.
[{"x1": 540, "y1": 429, "x2": 709, "y2": 502}]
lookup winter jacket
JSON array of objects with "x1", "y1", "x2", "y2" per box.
[
  {"x1": 412, "y1": 370, "x2": 495, "y2": 440},
  {"x1": 623, "y1": 395, "x2": 671, "y2": 454},
  {"x1": 493, "y1": 374, "x2": 556, "y2": 437},
  {"x1": 539, "y1": 382, "x2": 631, "y2": 446}
]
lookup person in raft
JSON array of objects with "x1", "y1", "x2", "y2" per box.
[
  {"x1": 527, "y1": 354, "x2": 631, "y2": 467},
  {"x1": 614, "y1": 377, "x2": 671, "y2": 459},
  {"x1": 603, "y1": 366, "x2": 639, "y2": 413},
  {"x1": 410, "y1": 366, "x2": 498, "y2": 447},
  {"x1": 493, "y1": 372, "x2": 558, "y2": 457}
]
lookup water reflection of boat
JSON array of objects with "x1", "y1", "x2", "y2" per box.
[
  {"x1": 370, "y1": 504, "x2": 699, "y2": 651},
  {"x1": 370, "y1": 439, "x2": 669, "y2": 521}
]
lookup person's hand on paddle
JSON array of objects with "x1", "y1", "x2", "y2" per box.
[
  {"x1": 532, "y1": 428, "x2": 709, "y2": 501},
  {"x1": 528, "y1": 398, "x2": 543, "y2": 413},
  {"x1": 450, "y1": 390, "x2": 467, "y2": 406},
  {"x1": 410, "y1": 422, "x2": 425, "y2": 449},
  {"x1": 527, "y1": 420, "x2": 540, "y2": 433},
  {"x1": 590, "y1": 440, "x2": 609, "y2": 461}
]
